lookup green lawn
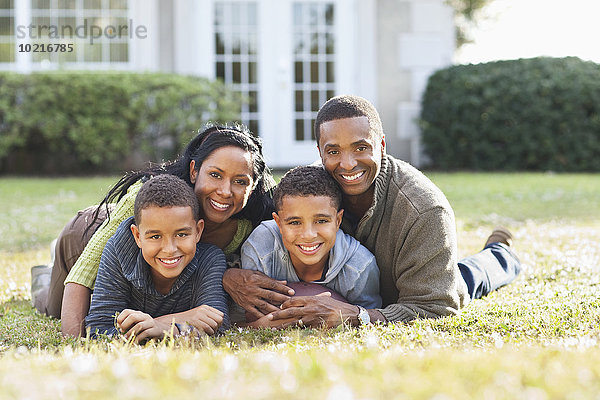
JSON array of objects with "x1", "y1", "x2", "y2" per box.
[{"x1": 0, "y1": 173, "x2": 599, "y2": 399}]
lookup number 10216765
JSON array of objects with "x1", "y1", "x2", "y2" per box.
[{"x1": 18, "y1": 43, "x2": 74, "y2": 53}]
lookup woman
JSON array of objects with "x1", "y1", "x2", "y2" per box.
[{"x1": 36, "y1": 124, "x2": 276, "y2": 336}]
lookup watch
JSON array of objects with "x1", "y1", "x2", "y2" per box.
[{"x1": 357, "y1": 306, "x2": 371, "y2": 325}]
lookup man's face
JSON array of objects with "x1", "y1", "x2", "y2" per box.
[
  {"x1": 318, "y1": 116, "x2": 385, "y2": 197},
  {"x1": 273, "y1": 195, "x2": 343, "y2": 278}
]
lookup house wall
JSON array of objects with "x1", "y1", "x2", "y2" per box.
[{"x1": 376, "y1": 0, "x2": 454, "y2": 166}]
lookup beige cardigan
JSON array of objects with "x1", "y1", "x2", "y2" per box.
[{"x1": 340, "y1": 155, "x2": 468, "y2": 322}]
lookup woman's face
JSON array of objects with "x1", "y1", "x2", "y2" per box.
[{"x1": 189, "y1": 146, "x2": 255, "y2": 225}]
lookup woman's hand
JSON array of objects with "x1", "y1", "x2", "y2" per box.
[{"x1": 222, "y1": 269, "x2": 295, "y2": 320}]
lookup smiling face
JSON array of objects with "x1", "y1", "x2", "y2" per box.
[
  {"x1": 318, "y1": 116, "x2": 385, "y2": 199},
  {"x1": 189, "y1": 146, "x2": 255, "y2": 225},
  {"x1": 131, "y1": 205, "x2": 203, "y2": 294},
  {"x1": 273, "y1": 194, "x2": 343, "y2": 282}
]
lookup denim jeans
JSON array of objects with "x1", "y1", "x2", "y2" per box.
[{"x1": 458, "y1": 242, "x2": 521, "y2": 300}]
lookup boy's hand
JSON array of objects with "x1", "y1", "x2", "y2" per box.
[
  {"x1": 117, "y1": 309, "x2": 175, "y2": 343},
  {"x1": 155, "y1": 305, "x2": 224, "y2": 336},
  {"x1": 223, "y1": 269, "x2": 295, "y2": 320}
]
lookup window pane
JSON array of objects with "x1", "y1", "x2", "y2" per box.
[
  {"x1": 32, "y1": 0, "x2": 49, "y2": 8},
  {"x1": 214, "y1": 4, "x2": 224, "y2": 26},
  {"x1": 215, "y1": 32, "x2": 224, "y2": 54},
  {"x1": 310, "y1": 61, "x2": 318, "y2": 83},
  {"x1": 231, "y1": 32, "x2": 241, "y2": 55},
  {"x1": 232, "y1": 62, "x2": 241, "y2": 83},
  {"x1": 248, "y1": 61, "x2": 257, "y2": 83},
  {"x1": 311, "y1": 91, "x2": 320, "y2": 111},
  {"x1": 325, "y1": 4, "x2": 334, "y2": 25},
  {"x1": 58, "y1": 17, "x2": 77, "y2": 36},
  {"x1": 247, "y1": 33, "x2": 257, "y2": 55},
  {"x1": 58, "y1": 0, "x2": 77, "y2": 9},
  {"x1": 0, "y1": 17, "x2": 13, "y2": 36},
  {"x1": 110, "y1": 42, "x2": 128, "y2": 62},
  {"x1": 248, "y1": 91, "x2": 258, "y2": 113},
  {"x1": 310, "y1": 119, "x2": 316, "y2": 140},
  {"x1": 294, "y1": 61, "x2": 303, "y2": 83},
  {"x1": 83, "y1": 0, "x2": 102, "y2": 9},
  {"x1": 0, "y1": 0, "x2": 13, "y2": 9},
  {"x1": 295, "y1": 90, "x2": 303, "y2": 112},
  {"x1": 326, "y1": 61, "x2": 334, "y2": 83},
  {"x1": 249, "y1": 120, "x2": 259, "y2": 137},
  {"x1": 216, "y1": 62, "x2": 225, "y2": 80},
  {"x1": 295, "y1": 119, "x2": 304, "y2": 141},
  {"x1": 293, "y1": 33, "x2": 303, "y2": 55},
  {"x1": 293, "y1": 3, "x2": 303, "y2": 25},
  {"x1": 110, "y1": 0, "x2": 128, "y2": 9},
  {"x1": 326, "y1": 33, "x2": 334, "y2": 54},
  {"x1": 0, "y1": 42, "x2": 14, "y2": 62},
  {"x1": 83, "y1": 43, "x2": 102, "y2": 61}
]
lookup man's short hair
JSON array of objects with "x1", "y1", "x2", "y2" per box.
[
  {"x1": 314, "y1": 94, "x2": 384, "y2": 143},
  {"x1": 273, "y1": 165, "x2": 342, "y2": 212},
  {"x1": 134, "y1": 174, "x2": 200, "y2": 224}
]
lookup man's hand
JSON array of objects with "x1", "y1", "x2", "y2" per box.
[
  {"x1": 222, "y1": 269, "x2": 295, "y2": 320},
  {"x1": 269, "y1": 295, "x2": 360, "y2": 328},
  {"x1": 154, "y1": 305, "x2": 224, "y2": 336},
  {"x1": 116, "y1": 309, "x2": 175, "y2": 343}
]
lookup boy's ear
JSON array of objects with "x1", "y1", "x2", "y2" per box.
[
  {"x1": 336, "y1": 209, "x2": 344, "y2": 229},
  {"x1": 195, "y1": 219, "x2": 204, "y2": 243},
  {"x1": 272, "y1": 211, "x2": 281, "y2": 229},
  {"x1": 189, "y1": 160, "x2": 197, "y2": 184},
  {"x1": 130, "y1": 224, "x2": 143, "y2": 249}
]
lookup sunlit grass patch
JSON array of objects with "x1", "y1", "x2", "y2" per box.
[{"x1": 0, "y1": 173, "x2": 599, "y2": 399}]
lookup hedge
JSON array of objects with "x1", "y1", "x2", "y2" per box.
[
  {"x1": 420, "y1": 57, "x2": 600, "y2": 171},
  {"x1": 0, "y1": 72, "x2": 242, "y2": 175}
]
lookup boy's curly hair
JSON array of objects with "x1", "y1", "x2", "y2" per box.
[
  {"x1": 273, "y1": 165, "x2": 342, "y2": 212},
  {"x1": 134, "y1": 174, "x2": 200, "y2": 224}
]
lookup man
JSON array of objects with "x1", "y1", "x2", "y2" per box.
[{"x1": 223, "y1": 95, "x2": 521, "y2": 327}]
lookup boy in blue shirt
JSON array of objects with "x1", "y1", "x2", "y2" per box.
[
  {"x1": 240, "y1": 165, "x2": 381, "y2": 328},
  {"x1": 86, "y1": 174, "x2": 229, "y2": 341}
]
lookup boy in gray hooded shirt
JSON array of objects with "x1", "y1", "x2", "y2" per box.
[{"x1": 240, "y1": 165, "x2": 381, "y2": 328}]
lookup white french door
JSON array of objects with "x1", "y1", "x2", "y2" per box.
[{"x1": 211, "y1": 0, "x2": 357, "y2": 168}]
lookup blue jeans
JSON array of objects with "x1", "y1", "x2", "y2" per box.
[{"x1": 458, "y1": 242, "x2": 521, "y2": 300}]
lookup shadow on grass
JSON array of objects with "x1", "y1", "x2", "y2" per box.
[{"x1": 0, "y1": 298, "x2": 63, "y2": 350}]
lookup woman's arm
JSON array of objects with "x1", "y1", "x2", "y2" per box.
[
  {"x1": 60, "y1": 283, "x2": 92, "y2": 337},
  {"x1": 64, "y1": 180, "x2": 142, "y2": 290}
]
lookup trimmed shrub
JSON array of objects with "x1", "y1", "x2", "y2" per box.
[
  {"x1": 0, "y1": 72, "x2": 242, "y2": 175},
  {"x1": 420, "y1": 57, "x2": 600, "y2": 171}
]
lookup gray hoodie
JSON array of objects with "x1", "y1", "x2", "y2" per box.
[{"x1": 241, "y1": 220, "x2": 382, "y2": 309}]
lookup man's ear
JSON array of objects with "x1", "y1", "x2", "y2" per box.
[
  {"x1": 189, "y1": 160, "x2": 197, "y2": 184},
  {"x1": 130, "y1": 224, "x2": 142, "y2": 249},
  {"x1": 336, "y1": 209, "x2": 344, "y2": 229},
  {"x1": 272, "y1": 211, "x2": 282, "y2": 230},
  {"x1": 195, "y1": 219, "x2": 204, "y2": 243}
]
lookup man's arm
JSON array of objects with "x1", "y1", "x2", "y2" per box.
[
  {"x1": 60, "y1": 282, "x2": 91, "y2": 337},
  {"x1": 376, "y1": 206, "x2": 465, "y2": 322}
]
